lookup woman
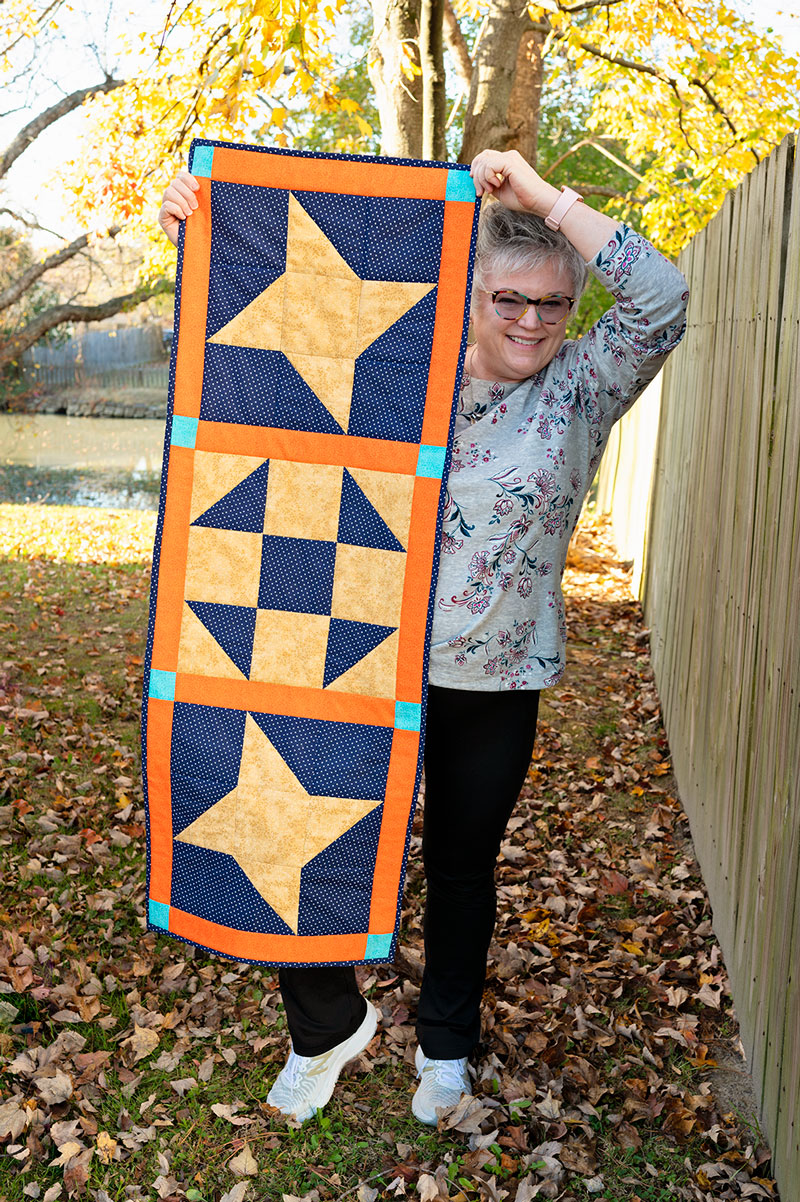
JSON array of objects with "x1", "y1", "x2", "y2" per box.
[{"x1": 159, "y1": 148, "x2": 688, "y2": 1125}]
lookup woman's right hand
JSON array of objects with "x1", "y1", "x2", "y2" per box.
[
  {"x1": 469, "y1": 149, "x2": 559, "y2": 218},
  {"x1": 158, "y1": 172, "x2": 200, "y2": 246}
]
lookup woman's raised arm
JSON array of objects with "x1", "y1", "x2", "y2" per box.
[{"x1": 470, "y1": 148, "x2": 621, "y2": 263}]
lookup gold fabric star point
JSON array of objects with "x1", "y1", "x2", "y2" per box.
[
  {"x1": 175, "y1": 714, "x2": 381, "y2": 933},
  {"x1": 207, "y1": 194, "x2": 435, "y2": 430}
]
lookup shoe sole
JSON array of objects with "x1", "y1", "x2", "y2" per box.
[{"x1": 270, "y1": 1000, "x2": 378, "y2": 1123}]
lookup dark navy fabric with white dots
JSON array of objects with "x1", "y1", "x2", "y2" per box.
[
  {"x1": 338, "y1": 470, "x2": 403, "y2": 551},
  {"x1": 299, "y1": 805, "x2": 384, "y2": 936},
  {"x1": 170, "y1": 703, "x2": 247, "y2": 830},
  {"x1": 250, "y1": 712, "x2": 393, "y2": 800},
  {"x1": 201, "y1": 344, "x2": 344, "y2": 433},
  {"x1": 206, "y1": 182, "x2": 288, "y2": 338},
  {"x1": 349, "y1": 289, "x2": 437, "y2": 442},
  {"x1": 293, "y1": 192, "x2": 443, "y2": 283}
]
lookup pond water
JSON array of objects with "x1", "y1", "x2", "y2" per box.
[{"x1": 0, "y1": 413, "x2": 165, "y2": 509}]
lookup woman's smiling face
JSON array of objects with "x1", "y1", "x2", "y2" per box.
[{"x1": 469, "y1": 260, "x2": 575, "y2": 384}]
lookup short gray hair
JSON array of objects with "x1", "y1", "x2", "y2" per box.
[{"x1": 472, "y1": 200, "x2": 589, "y2": 305}]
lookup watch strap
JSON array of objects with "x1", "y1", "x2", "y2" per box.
[{"x1": 544, "y1": 186, "x2": 584, "y2": 231}]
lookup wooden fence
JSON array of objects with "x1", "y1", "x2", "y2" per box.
[
  {"x1": 21, "y1": 323, "x2": 169, "y2": 392},
  {"x1": 21, "y1": 362, "x2": 170, "y2": 391},
  {"x1": 595, "y1": 132, "x2": 800, "y2": 1193}
]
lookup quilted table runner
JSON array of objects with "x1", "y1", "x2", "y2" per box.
[{"x1": 142, "y1": 140, "x2": 479, "y2": 965}]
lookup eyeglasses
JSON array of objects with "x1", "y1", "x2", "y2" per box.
[{"x1": 484, "y1": 290, "x2": 575, "y2": 324}]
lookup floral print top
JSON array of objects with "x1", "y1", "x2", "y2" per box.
[{"x1": 429, "y1": 226, "x2": 689, "y2": 691}]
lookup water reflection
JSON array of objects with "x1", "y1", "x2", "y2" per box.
[{"x1": 0, "y1": 414, "x2": 165, "y2": 509}]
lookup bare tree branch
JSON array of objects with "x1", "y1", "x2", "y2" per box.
[
  {"x1": 580, "y1": 184, "x2": 640, "y2": 198},
  {"x1": 578, "y1": 40, "x2": 760, "y2": 165},
  {"x1": 0, "y1": 75, "x2": 126, "y2": 180},
  {"x1": 543, "y1": 137, "x2": 646, "y2": 181},
  {"x1": 1, "y1": 0, "x2": 65, "y2": 60},
  {"x1": 0, "y1": 228, "x2": 120, "y2": 314},
  {"x1": 443, "y1": 0, "x2": 473, "y2": 92},
  {"x1": 556, "y1": 0, "x2": 625, "y2": 13},
  {"x1": 0, "y1": 279, "x2": 174, "y2": 370}
]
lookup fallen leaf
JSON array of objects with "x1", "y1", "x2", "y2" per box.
[
  {"x1": 124, "y1": 1024, "x2": 160, "y2": 1064},
  {"x1": 211, "y1": 1103, "x2": 252, "y2": 1126},
  {"x1": 170, "y1": 1077, "x2": 198, "y2": 1096},
  {"x1": 416, "y1": 1175, "x2": 440, "y2": 1202},
  {"x1": 35, "y1": 1071, "x2": 73, "y2": 1105},
  {"x1": 0, "y1": 1099, "x2": 27, "y2": 1140},
  {"x1": 50, "y1": 1140, "x2": 84, "y2": 1167},
  {"x1": 95, "y1": 1131, "x2": 117, "y2": 1165},
  {"x1": 222, "y1": 1187, "x2": 249, "y2": 1202},
  {"x1": 230, "y1": 1143, "x2": 258, "y2": 1176}
]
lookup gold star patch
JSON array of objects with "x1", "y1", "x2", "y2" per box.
[
  {"x1": 207, "y1": 194, "x2": 436, "y2": 431},
  {"x1": 175, "y1": 714, "x2": 382, "y2": 932}
]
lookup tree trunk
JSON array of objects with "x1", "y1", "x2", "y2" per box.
[
  {"x1": 368, "y1": 0, "x2": 423, "y2": 158},
  {"x1": 459, "y1": 0, "x2": 542, "y2": 163},
  {"x1": 420, "y1": 0, "x2": 446, "y2": 160},
  {"x1": 505, "y1": 29, "x2": 545, "y2": 166}
]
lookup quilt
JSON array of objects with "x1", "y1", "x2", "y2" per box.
[{"x1": 142, "y1": 140, "x2": 479, "y2": 965}]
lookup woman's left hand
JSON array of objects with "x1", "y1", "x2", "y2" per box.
[{"x1": 470, "y1": 149, "x2": 558, "y2": 217}]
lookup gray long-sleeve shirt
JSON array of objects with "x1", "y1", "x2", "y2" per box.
[{"x1": 428, "y1": 225, "x2": 689, "y2": 691}]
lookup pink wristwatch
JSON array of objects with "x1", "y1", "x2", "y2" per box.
[{"x1": 544, "y1": 186, "x2": 584, "y2": 231}]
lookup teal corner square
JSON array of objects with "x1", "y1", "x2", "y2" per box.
[
  {"x1": 416, "y1": 444, "x2": 447, "y2": 478},
  {"x1": 365, "y1": 933, "x2": 393, "y2": 960},
  {"x1": 171, "y1": 415, "x2": 198, "y2": 449},
  {"x1": 149, "y1": 669, "x2": 176, "y2": 701},
  {"x1": 191, "y1": 144, "x2": 215, "y2": 178},
  {"x1": 149, "y1": 900, "x2": 170, "y2": 930},
  {"x1": 395, "y1": 700, "x2": 421, "y2": 731},
  {"x1": 445, "y1": 169, "x2": 477, "y2": 202}
]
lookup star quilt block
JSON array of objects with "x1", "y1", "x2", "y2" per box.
[{"x1": 142, "y1": 140, "x2": 479, "y2": 965}]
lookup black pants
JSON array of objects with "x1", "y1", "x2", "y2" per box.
[{"x1": 279, "y1": 683, "x2": 540, "y2": 1058}]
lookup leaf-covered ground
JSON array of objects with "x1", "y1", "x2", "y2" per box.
[{"x1": 0, "y1": 502, "x2": 781, "y2": 1202}]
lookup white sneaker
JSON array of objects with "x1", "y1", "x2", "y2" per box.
[
  {"x1": 412, "y1": 1044, "x2": 471, "y2": 1125},
  {"x1": 267, "y1": 1000, "x2": 378, "y2": 1123}
]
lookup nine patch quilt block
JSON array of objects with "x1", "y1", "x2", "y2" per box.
[{"x1": 142, "y1": 140, "x2": 479, "y2": 965}]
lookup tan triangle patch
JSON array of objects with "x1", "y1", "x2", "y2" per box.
[
  {"x1": 283, "y1": 352, "x2": 354, "y2": 432},
  {"x1": 207, "y1": 275, "x2": 286, "y2": 350},
  {"x1": 356, "y1": 280, "x2": 435, "y2": 357},
  {"x1": 175, "y1": 786, "x2": 240, "y2": 854},
  {"x1": 237, "y1": 858, "x2": 305, "y2": 932},
  {"x1": 190, "y1": 452, "x2": 267, "y2": 525},
  {"x1": 304, "y1": 797, "x2": 382, "y2": 862},
  {"x1": 236, "y1": 716, "x2": 304, "y2": 809},
  {"x1": 177, "y1": 604, "x2": 248, "y2": 681},
  {"x1": 327, "y1": 629, "x2": 399, "y2": 698},
  {"x1": 286, "y1": 194, "x2": 359, "y2": 280},
  {"x1": 348, "y1": 469, "x2": 415, "y2": 549}
]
